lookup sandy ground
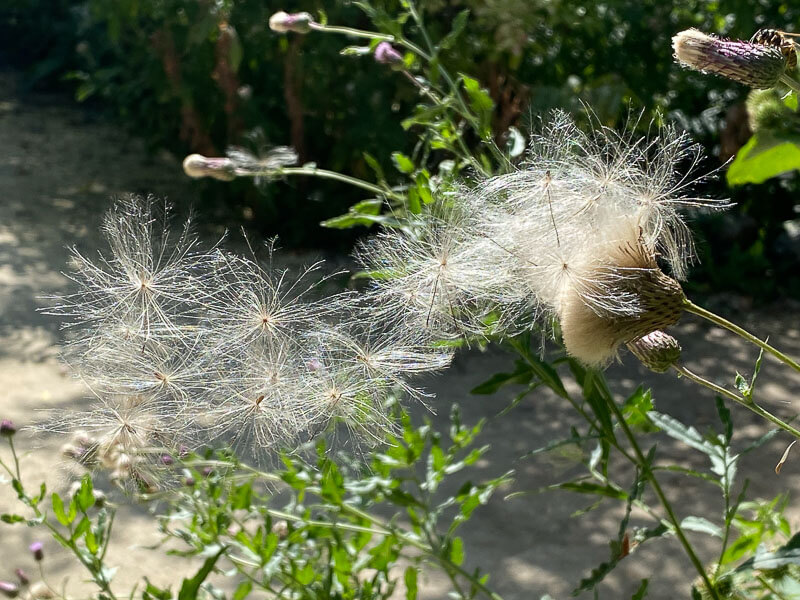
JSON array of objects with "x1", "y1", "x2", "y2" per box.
[{"x1": 1, "y1": 68, "x2": 800, "y2": 599}]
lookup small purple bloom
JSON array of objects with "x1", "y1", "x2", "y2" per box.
[
  {"x1": 160, "y1": 454, "x2": 174, "y2": 466},
  {"x1": 13, "y1": 569, "x2": 28, "y2": 586},
  {"x1": 29, "y1": 542, "x2": 43, "y2": 562},
  {"x1": 0, "y1": 419, "x2": 16, "y2": 437},
  {"x1": 268, "y1": 11, "x2": 313, "y2": 34},
  {"x1": 374, "y1": 42, "x2": 404, "y2": 66},
  {"x1": 184, "y1": 476, "x2": 196, "y2": 487},
  {"x1": 0, "y1": 581, "x2": 19, "y2": 598}
]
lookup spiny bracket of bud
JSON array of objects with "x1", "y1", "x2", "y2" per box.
[
  {"x1": 673, "y1": 28, "x2": 788, "y2": 89},
  {"x1": 627, "y1": 330, "x2": 682, "y2": 373},
  {"x1": 374, "y1": 42, "x2": 404, "y2": 67},
  {"x1": 183, "y1": 154, "x2": 237, "y2": 182},
  {"x1": 269, "y1": 11, "x2": 314, "y2": 34}
]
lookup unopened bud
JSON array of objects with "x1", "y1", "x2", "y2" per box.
[
  {"x1": 160, "y1": 454, "x2": 174, "y2": 466},
  {"x1": 269, "y1": 11, "x2": 313, "y2": 34},
  {"x1": 13, "y1": 570, "x2": 28, "y2": 586},
  {"x1": 0, "y1": 419, "x2": 16, "y2": 437},
  {"x1": 673, "y1": 29, "x2": 788, "y2": 89},
  {"x1": 0, "y1": 581, "x2": 19, "y2": 598},
  {"x1": 627, "y1": 330, "x2": 682, "y2": 373},
  {"x1": 182, "y1": 154, "x2": 237, "y2": 182},
  {"x1": 374, "y1": 42, "x2": 404, "y2": 67},
  {"x1": 29, "y1": 542, "x2": 43, "y2": 562}
]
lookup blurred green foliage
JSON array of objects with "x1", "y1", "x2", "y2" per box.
[{"x1": 2, "y1": 0, "x2": 800, "y2": 296}]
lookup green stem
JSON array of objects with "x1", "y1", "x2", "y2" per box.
[
  {"x1": 673, "y1": 364, "x2": 800, "y2": 440},
  {"x1": 779, "y1": 73, "x2": 800, "y2": 94},
  {"x1": 603, "y1": 392, "x2": 720, "y2": 600},
  {"x1": 307, "y1": 22, "x2": 430, "y2": 59},
  {"x1": 684, "y1": 299, "x2": 800, "y2": 374},
  {"x1": 273, "y1": 166, "x2": 406, "y2": 203}
]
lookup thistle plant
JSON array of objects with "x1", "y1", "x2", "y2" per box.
[{"x1": 10, "y1": 4, "x2": 800, "y2": 599}]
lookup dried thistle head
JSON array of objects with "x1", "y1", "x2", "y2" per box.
[
  {"x1": 557, "y1": 223, "x2": 686, "y2": 366},
  {"x1": 673, "y1": 29, "x2": 789, "y2": 89}
]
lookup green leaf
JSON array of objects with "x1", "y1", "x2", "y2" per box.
[
  {"x1": 178, "y1": 546, "x2": 226, "y2": 600},
  {"x1": 52, "y1": 493, "x2": 72, "y2": 526},
  {"x1": 555, "y1": 481, "x2": 628, "y2": 500},
  {"x1": 449, "y1": 536, "x2": 464, "y2": 565},
  {"x1": 715, "y1": 397, "x2": 733, "y2": 444},
  {"x1": 470, "y1": 361, "x2": 532, "y2": 394},
  {"x1": 727, "y1": 133, "x2": 800, "y2": 185},
  {"x1": 737, "y1": 532, "x2": 800, "y2": 571},
  {"x1": 623, "y1": 387, "x2": 658, "y2": 432},
  {"x1": 233, "y1": 581, "x2": 252, "y2": 600},
  {"x1": 321, "y1": 199, "x2": 385, "y2": 229},
  {"x1": 391, "y1": 151, "x2": 415, "y2": 174},
  {"x1": 439, "y1": 10, "x2": 470, "y2": 50},
  {"x1": 363, "y1": 152, "x2": 385, "y2": 182},
  {"x1": 76, "y1": 475, "x2": 94, "y2": 512},
  {"x1": 681, "y1": 516, "x2": 723, "y2": 538},
  {"x1": 460, "y1": 74, "x2": 494, "y2": 138},
  {"x1": 1, "y1": 513, "x2": 24, "y2": 524},
  {"x1": 784, "y1": 91, "x2": 798, "y2": 111},
  {"x1": 404, "y1": 566, "x2": 418, "y2": 600},
  {"x1": 632, "y1": 579, "x2": 649, "y2": 599}
]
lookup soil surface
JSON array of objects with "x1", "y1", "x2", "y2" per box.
[{"x1": 2, "y1": 68, "x2": 800, "y2": 599}]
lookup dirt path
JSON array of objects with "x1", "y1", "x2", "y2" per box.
[{"x1": 1, "y1": 68, "x2": 800, "y2": 599}]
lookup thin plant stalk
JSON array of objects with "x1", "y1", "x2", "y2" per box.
[
  {"x1": 602, "y1": 391, "x2": 721, "y2": 600},
  {"x1": 683, "y1": 299, "x2": 800, "y2": 374},
  {"x1": 673, "y1": 364, "x2": 800, "y2": 439}
]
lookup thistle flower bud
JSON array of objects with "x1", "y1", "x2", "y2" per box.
[
  {"x1": 268, "y1": 11, "x2": 313, "y2": 34},
  {"x1": 673, "y1": 29, "x2": 788, "y2": 89},
  {"x1": 374, "y1": 42, "x2": 404, "y2": 67},
  {"x1": 626, "y1": 330, "x2": 682, "y2": 373},
  {"x1": 0, "y1": 581, "x2": 19, "y2": 598},
  {"x1": 14, "y1": 570, "x2": 28, "y2": 586},
  {"x1": 29, "y1": 542, "x2": 43, "y2": 562},
  {"x1": 182, "y1": 154, "x2": 237, "y2": 181},
  {"x1": 0, "y1": 419, "x2": 16, "y2": 437}
]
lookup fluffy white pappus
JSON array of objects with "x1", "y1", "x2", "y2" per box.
[
  {"x1": 558, "y1": 221, "x2": 686, "y2": 366},
  {"x1": 43, "y1": 196, "x2": 217, "y2": 340},
  {"x1": 201, "y1": 339, "x2": 313, "y2": 462},
  {"x1": 202, "y1": 243, "x2": 345, "y2": 354},
  {"x1": 355, "y1": 207, "x2": 531, "y2": 340}
]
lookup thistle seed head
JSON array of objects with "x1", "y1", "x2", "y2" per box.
[{"x1": 673, "y1": 29, "x2": 788, "y2": 89}]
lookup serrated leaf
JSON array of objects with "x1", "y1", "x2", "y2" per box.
[{"x1": 737, "y1": 532, "x2": 800, "y2": 570}]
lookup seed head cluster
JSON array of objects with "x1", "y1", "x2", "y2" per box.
[{"x1": 45, "y1": 114, "x2": 726, "y2": 487}]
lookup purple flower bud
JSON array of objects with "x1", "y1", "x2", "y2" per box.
[
  {"x1": 0, "y1": 581, "x2": 19, "y2": 598},
  {"x1": 269, "y1": 11, "x2": 313, "y2": 34},
  {"x1": 0, "y1": 419, "x2": 17, "y2": 437},
  {"x1": 306, "y1": 358, "x2": 322, "y2": 372},
  {"x1": 202, "y1": 467, "x2": 213, "y2": 478},
  {"x1": 160, "y1": 454, "x2": 174, "y2": 466},
  {"x1": 184, "y1": 476, "x2": 196, "y2": 487},
  {"x1": 374, "y1": 42, "x2": 404, "y2": 67},
  {"x1": 29, "y1": 542, "x2": 43, "y2": 562},
  {"x1": 14, "y1": 570, "x2": 28, "y2": 586},
  {"x1": 178, "y1": 445, "x2": 190, "y2": 459},
  {"x1": 673, "y1": 29, "x2": 788, "y2": 89}
]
